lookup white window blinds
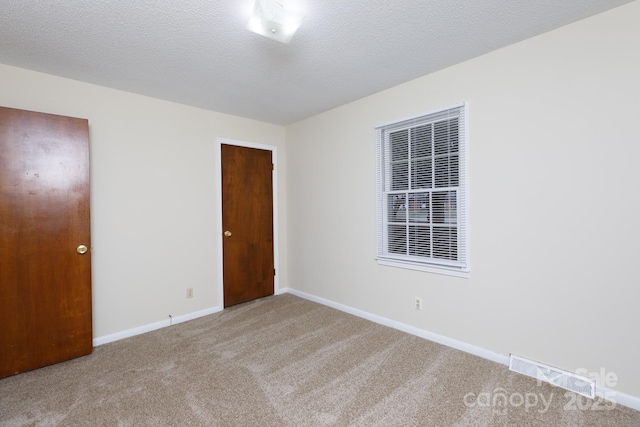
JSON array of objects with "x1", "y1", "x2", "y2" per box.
[{"x1": 376, "y1": 104, "x2": 468, "y2": 275}]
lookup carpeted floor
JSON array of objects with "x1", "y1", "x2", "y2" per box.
[{"x1": 1, "y1": 294, "x2": 639, "y2": 426}]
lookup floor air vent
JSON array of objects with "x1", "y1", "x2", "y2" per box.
[{"x1": 509, "y1": 354, "x2": 595, "y2": 399}]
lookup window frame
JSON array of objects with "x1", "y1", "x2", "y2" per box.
[{"x1": 375, "y1": 103, "x2": 469, "y2": 277}]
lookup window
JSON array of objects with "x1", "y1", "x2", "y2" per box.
[{"x1": 376, "y1": 104, "x2": 468, "y2": 276}]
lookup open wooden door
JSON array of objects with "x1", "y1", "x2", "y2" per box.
[
  {"x1": 221, "y1": 144, "x2": 274, "y2": 307},
  {"x1": 0, "y1": 107, "x2": 92, "y2": 378}
]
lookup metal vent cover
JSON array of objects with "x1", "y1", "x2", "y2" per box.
[{"x1": 509, "y1": 354, "x2": 596, "y2": 399}]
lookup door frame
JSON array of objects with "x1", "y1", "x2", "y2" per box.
[{"x1": 215, "y1": 137, "x2": 280, "y2": 310}]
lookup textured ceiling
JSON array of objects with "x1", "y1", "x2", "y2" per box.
[{"x1": 0, "y1": 0, "x2": 633, "y2": 125}]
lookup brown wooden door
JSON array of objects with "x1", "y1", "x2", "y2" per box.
[
  {"x1": 221, "y1": 144, "x2": 274, "y2": 307},
  {"x1": 0, "y1": 107, "x2": 92, "y2": 378}
]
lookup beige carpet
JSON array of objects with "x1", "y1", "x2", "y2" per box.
[{"x1": 1, "y1": 294, "x2": 639, "y2": 426}]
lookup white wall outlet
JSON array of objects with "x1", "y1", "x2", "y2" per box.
[
  {"x1": 186, "y1": 287, "x2": 194, "y2": 298},
  {"x1": 415, "y1": 297, "x2": 423, "y2": 311}
]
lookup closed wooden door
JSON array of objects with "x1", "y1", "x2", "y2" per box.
[
  {"x1": 221, "y1": 144, "x2": 274, "y2": 307},
  {"x1": 0, "y1": 107, "x2": 92, "y2": 378}
]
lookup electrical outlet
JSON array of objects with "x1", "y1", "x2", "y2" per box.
[
  {"x1": 415, "y1": 297, "x2": 423, "y2": 311},
  {"x1": 186, "y1": 287, "x2": 194, "y2": 299}
]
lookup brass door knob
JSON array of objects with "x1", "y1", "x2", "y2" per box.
[
  {"x1": 77, "y1": 245, "x2": 88, "y2": 254},
  {"x1": 224, "y1": 231, "x2": 232, "y2": 237}
]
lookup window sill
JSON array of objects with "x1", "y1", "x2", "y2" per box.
[{"x1": 376, "y1": 257, "x2": 469, "y2": 278}]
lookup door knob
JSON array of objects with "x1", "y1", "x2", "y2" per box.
[
  {"x1": 76, "y1": 245, "x2": 88, "y2": 254},
  {"x1": 224, "y1": 231, "x2": 232, "y2": 237}
]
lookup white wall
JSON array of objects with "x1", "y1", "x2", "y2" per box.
[
  {"x1": 286, "y1": 2, "x2": 640, "y2": 398},
  {"x1": 0, "y1": 63, "x2": 287, "y2": 339}
]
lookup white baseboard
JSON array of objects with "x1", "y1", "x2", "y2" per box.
[
  {"x1": 286, "y1": 289, "x2": 509, "y2": 365},
  {"x1": 285, "y1": 289, "x2": 640, "y2": 411},
  {"x1": 93, "y1": 305, "x2": 221, "y2": 346},
  {"x1": 596, "y1": 387, "x2": 640, "y2": 412},
  {"x1": 90, "y1": 290, "x2": 640, "y2": 412},
  {"x1": 93, "y1": 290, "x2": 291, "y2": 347}
]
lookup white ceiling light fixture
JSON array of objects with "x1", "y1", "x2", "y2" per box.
[{"x1": 247, "y1": 0, "x2": 304, "y2": 44}]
